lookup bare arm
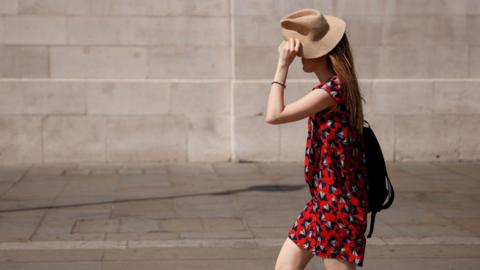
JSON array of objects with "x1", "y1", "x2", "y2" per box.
[
  {"x1": 264, "y1": 62, "x2": 289, "y2": 123},
  {"x1": 264, "y1": 39, "x2": 336, "y2": 125}
]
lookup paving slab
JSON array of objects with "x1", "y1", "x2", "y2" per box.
[{"x1": 0, "y1": 161, "x2": 479, "y2": 269}]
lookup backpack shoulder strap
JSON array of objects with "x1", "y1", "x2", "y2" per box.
[
  {"x1": 367, "y1": 210, "x2": 377, "y2": 238},
  {"x1": 383, "y1": 173, "x2": 395, "y2": 209}
]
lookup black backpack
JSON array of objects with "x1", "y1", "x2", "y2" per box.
[{"x1": 362, "y1": 120, "x2": 395, "y2": 238}]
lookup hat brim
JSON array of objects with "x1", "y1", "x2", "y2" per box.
[
  {"x1": 281, "y1": 15, "x2": 346, "y2": 59},
  {"x1": 301, "y1": 15, "x2": 346, "y2": 59}
]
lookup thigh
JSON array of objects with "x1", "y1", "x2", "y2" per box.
[
  {"x1": 275, "y1": 237, "x2": 314, "y2": 270},
  {"x1": 323, "y1": 257, "x2": 356, "y2": 270}
]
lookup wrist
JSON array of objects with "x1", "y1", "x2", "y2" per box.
[{"x1": 277, "y1": 61, "x2": 289, "y2": 69}]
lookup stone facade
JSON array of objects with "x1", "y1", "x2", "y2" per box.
[{"x1": 0, "y1": 0, "x2": 479, "y2": 164}]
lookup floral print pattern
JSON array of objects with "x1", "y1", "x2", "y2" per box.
[{"x1": 287, "y1": 75, "x2": 369, "y2": 267}]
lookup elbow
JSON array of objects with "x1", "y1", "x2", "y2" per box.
[{"x1": 264, "y1": 116, "x2": 278, "y2": 125}]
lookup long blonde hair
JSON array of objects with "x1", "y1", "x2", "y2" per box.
[{"x1": 327, "y1": 33, "x2": 365, "y2": 135}]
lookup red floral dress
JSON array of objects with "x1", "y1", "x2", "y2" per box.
[{"x1": 287, "y1": 74, "x2": 369, "y2": 267}]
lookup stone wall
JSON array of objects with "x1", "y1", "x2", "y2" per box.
[{"x1": 0, "y1": 0, "x2": 478, "y2": 165}]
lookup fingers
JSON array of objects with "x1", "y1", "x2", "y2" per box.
[
  {"x1": 281, "y1": 38, "x2": 300, "y2": 59},
  {"x1": 283, "y1": 38, "x2": 296, "y2": 48},
  {"x1": 287, "y1": 38, "x2": 300, "y2": 55}
]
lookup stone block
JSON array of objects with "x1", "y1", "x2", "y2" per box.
[
  {"x1": 234, "y1": 115, "x2": 279, "y2": 161},
  {"x1": 470, "y1": 46, "x2": 480, "y2": 77},
  {"x1": 378, "y1": 44, "x2": 469, "y2": 79},
  {"x1": 187, "y1": 115, "x2": 231, "y2": 162},
  {"x1": 277, "y1": 0, "x2": 334, "y2": 16},
  {"x1": 235, "y1": 46, "x2": 280, "y2": 80},
  {"x1": 385, "y1": 0, "x2": 467, "y2": 15},
  {"x1": 50, "y1": 46, "x2": 147, "y2": 79},
  {"x1": 90, "y1": 0, "x2": 229, "y2": 16},
  {"x1": 428, "y1": 44, "x2": 469, "y2": 78},
  {"x1": 235, "y1": 15, "x2": 279, "y2": 47},
  {"x1": 67, "y1": 17, "x2": 151, "y2": 45},
  {"x1": 433, "y1": 80, "x2": 480, "y2": 114},
  {"x1": 337, "y1": 0, "x2": 387, "y2": 16},
  {"x1": 0, "y1": 81, "x2": 22, "y2": 114},
  {"x1": 0, "y1": 0, "x2": 17, "y2": 14},
  {"x1": 86, "y1": 81, "x2": 170, "y2": 115},
  {"x1": 0, "y1": 17, "x2": 3, "y2": 43},
  {"x1": 148, "y1": 46, "x2": 231, "y2": 79},
  {"x1": 43, "y1": 116, "x2": 107, "y2": 163},
  {"x1": 349, "y1": 45, "x2": 381, "y2": 79},
  {"x1": 149, "y1": 17, "x2": 230, "y2": 46},
  {"x1": 106, "y1": 116, "x2": 188, "y2": 162},
  {"x1": 0, "y1": 116, "x2": 42, "y2": 164},
  {"x1": 234, "y1": 0, "x2": 275, "y2": 16},
  {"x1": 4, "y1": 15, "x2": 67, "y2": 44},
  {"x1": 89, "y1": 0, "x2": 167, "y2": 16},
  {"x1": 170, "y1": 81, "x2": 230, "y2": 116},
  {"x1": 458, "y1": 116, "x2": 480, "y2": 160},
  {"x1": 382, "y1": 15, "x2": 467, "y2": 46},
  {"x1": 18, "y1": 0, "x2": 91, "y2": 15},
  {"x1": 233, "y1": 81, "x2": 270, "y2": 117},
  {"x1": 394, "y1": 114, "x2": 462, "y2": 161},
  {"x1": 235, "y1": 0, "x2": 333, "y2": 16},
  {"x1": 343, "y1": 16, "x2": 384, "y2": 46},
  {"x1": 359, "y1": 80, "x2": 374, "y2": 114},
  {"x1": 378, "y1": 45, "x2": 429, "y2": 78},
  {"x1": 372, "y1": 80, "x2": 433, "y2": 115},
  {"x1": 0, "y1": 80, "x2": 85, "y2": 115},
  {"x1": 0, "y1": 46, "x2": 49, "y2": 78},
  {"x1": 68, "y1": 17, "x2": 229, "y2": 46},
  {"x1": 166, "y1": 0, "x2": 229, "y2": 16},
  {"x1": 429, "y1": 15, "x2": 467, "y2": 44},
  {"x1": 468, "y1": 15, "x2": 480, "y2": 45},
  {"x1": 467, "y1": 0, "x2": 480, "y2": 15}
]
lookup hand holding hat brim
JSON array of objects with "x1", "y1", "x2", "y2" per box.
[
  {"x1": 277, "y1": 39, "x2": 303, "y2": 57},
  {"x1": 280, "y1": 9, "x2": 346, "y2": 59}
]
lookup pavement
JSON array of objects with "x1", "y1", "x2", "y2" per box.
[{"x1": 0, "y1": 160, "x2": 479, "y2": 269}]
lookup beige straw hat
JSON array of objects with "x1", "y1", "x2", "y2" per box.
[{"x1": 280, "y1": 8, "x2": 346, "y2": 59}]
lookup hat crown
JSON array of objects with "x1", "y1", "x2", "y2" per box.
[
  {"x1": 279, "y1": 8, "x2": 346, "y2": 59},
  {"x1": 280, "y1": 9, "x2": 329, "y2": 41}
]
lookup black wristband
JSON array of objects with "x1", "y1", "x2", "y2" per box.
[{"x1": 272, "y1": 81, "x2": 286, "y2": 88}]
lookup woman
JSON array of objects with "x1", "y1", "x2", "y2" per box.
[{"x1": 265, "y1": 9, "x2": 369, "y2": 270}]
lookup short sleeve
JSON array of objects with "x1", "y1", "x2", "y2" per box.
[{"x1": 313, "y1": 77, "x2": 344, "y2": 105}]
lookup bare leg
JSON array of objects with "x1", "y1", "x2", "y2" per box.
[
  {"x1": 275, "y1": 237, "x2": 314, "y2": 270},
  {"x1": 323, "y1": 258, "x2": 356, "y2": 270}
]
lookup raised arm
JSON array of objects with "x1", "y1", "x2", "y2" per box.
[{"x1": 264, "y1": 38, "x2": 336, "y2": 125}]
